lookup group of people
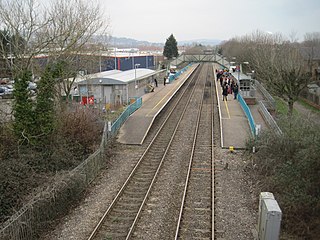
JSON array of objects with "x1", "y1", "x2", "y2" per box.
[
  {"x1": 216, "y1": 69, "x2": 239, "y2": 101},
  {"x1": 153, "y1": 77, "x2": 167, "y2": 88}
]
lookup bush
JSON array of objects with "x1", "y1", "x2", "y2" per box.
[
  {"x1": 248, "y1": 115, "x2": 320, "y2": 238},
  {"x1": 57, "y1": 107, "x2": 103, "y2": 153},
  {"x1": 0, "y1": 107, "x2": 103, "y2": 224}
]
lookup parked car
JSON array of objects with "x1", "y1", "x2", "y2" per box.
[
  {"x1": 0, "y1": 86, "x2": 14, "y2": 98},
  {"x1": 28, "y1": 82, "x2": 37, "y2": 90},
  {"x1": 5, "y1": 85, "x2": 14, "y2": 93},
  {"x1": 0, "y1": 87, "x2": 5, "y2": 95}
]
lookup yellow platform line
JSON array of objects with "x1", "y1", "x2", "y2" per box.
[
  {"x1": 223, "y1": 99, "x2": 231, "y2": 119},
  {"x1": 146, "y1": 88, "x2": 176, "y2": 117}
]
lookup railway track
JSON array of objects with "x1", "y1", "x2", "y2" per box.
[
  {"x1": 87, "y1": 63, "x2": 218, "y2": 240},
  {"x1": 174, "y1": 64, "x2": 214, "y2": 239},
  {"x1": 87, "y1": 64, "x2": 205, "y2": 240}
]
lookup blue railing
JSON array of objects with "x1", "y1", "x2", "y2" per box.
[
  {"x1": 169, "y1": 63, "x2": 193, "y2": 82},
  {"x1": 238, "y1": 94, "x2": 256, "y2": 137},
  {"x1": 110, "y1": 97, "x2": 142, "y2": 135}
]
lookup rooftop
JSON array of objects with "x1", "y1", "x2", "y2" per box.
[{"x1": 77, "y1": 68, "x2": 156, "y2": 85}]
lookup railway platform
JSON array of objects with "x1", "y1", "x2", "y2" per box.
[
  {"x1": 118, "y1": 64, "x2": 264, "y2": 149},
  {"x1": 117, "y1": 64, "x2": 198, "y2": 145},
  {"x1": 215, "y1": 78, "x2": 251, "y2": 149}
]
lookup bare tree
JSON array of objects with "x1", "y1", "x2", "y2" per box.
[
  {"x1": 302, "y1": 32, "x2": 320, "y2": 76},
  {"x1": 43, "y1": 0, "x2": 109, "y2": 99},
  {"x1": 0, "y1": 0, "x2": 109, "y2": 95},
  {"x1": 220, "y1": 30, "x2": 312, "y2": 116},
  {"x1": 0, "y1": 0, "x2": 51, "y2": 73}
]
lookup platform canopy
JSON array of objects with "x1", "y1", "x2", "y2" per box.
[{"x1": 76, "y1": 68, "x2": 155, "y2": 85}]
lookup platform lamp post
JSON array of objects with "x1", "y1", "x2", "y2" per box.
[
  {"x1": 134, "y1": 63, "x2": 140, "y2": 95},
  {"x1": 99, "y1": 48, "x2": 102, "y2": 72},
  {"x1": 251, "y1": 70, "x2": 255, "y2": 79}
]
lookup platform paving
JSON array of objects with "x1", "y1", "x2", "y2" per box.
[
  {"x1": 117, "y1": 65, "x2": 198, "y2": 145},
  {"x1": 215, "y1": 78, "x2": 251, "y2": 149}
]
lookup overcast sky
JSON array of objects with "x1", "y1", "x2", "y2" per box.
[{"x1": 96, "y1": 0, "x2": 320, "y2": 43}]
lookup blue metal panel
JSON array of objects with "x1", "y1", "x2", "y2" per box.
[
  {"x1": 111, "y1": 97, "x2": 142, "y2": 135},
  {"x1": 238, "y1": 94, "x2": 256, "y2": 137},
  {"x1": 119, "y1": 57, "x2": 133, "y2": 71},
  {"x1": 114, "y1": 56, "x2": 155, "y2": 71}
]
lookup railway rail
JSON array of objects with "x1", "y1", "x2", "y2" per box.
[
  {"x1": 87, "y1": 63, "x2": 216, "y2": 240},
  {"x1": 174, "y1": 64, "x2": 215, "y2": 239}
]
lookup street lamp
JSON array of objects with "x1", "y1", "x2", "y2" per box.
[
  {"x1": 251, "y1": 70, "x2": 255, "y2": 79},
  {"x1": 134, "y1": 63, "x2": 140, "y2": 92},
  {"x1": 99, "y1": 48, "x2": 102, "y2": 72}
]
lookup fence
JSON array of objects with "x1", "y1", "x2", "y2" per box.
[
  {"x1": 169, "y1": 63, "x2": 193, "y2": 82},
  {"x1": 254, "y1": 80, "x2": 276, "y2": 110},
  {"x1": 300, "y1": 88, "x2": 320, "y2": 108},
  {"x1": 258, "y1": 101, "x2": 282, "y2": 136},
  {"x1": 109, "y1": 97, "x2": 142, "y2": 136},
  {"x1": 0, "y1": 97, "x2": 143, "y2": 240},
  {"x1": 238, "y1": 93, "x2": 256, "y2": 137}
]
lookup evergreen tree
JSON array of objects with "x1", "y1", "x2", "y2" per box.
[
  {"x1": 12, "y1": 70, "x2": 35, "y2": 144},
  {"x1": 12, "y1": 65, "x2": 57, "y2": 145},
  {"x1": 34, "y1": 64, "x2": 56, "y2": 144},
  {"x1": 163, "y1": 34, "x2": 179, "y2": 60}
]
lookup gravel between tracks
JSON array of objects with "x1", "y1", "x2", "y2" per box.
[
  {"x1": 214, "y1": 148, "x2": 257, "y2": 239},
  {"x1": 42, "y1": 142, "x2": 257, "y2": 240}
]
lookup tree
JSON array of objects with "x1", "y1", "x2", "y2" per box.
[
  {"x1": 0, "y1": 0, "x2": 108, "y2": 97},
  {"x1": 34, "y1": 64, "x2": 57, "y2": 145},
  {"x1": 43, "y1": 0, "x2": 108, "y2": 100},
  {"x1": 163, "y1": 34, "x2": 178, "y2": 60},
  {"x1": 302, "y1": 32, "x2": 320, "y2": 76},
  {"x1": 220, "y1": 30, "x2": 313, "y2": 116},
  {"x1": 12, "y1": 70, "x2": 35, "y2": 144},
  {"x1": 0, "y1": 0, "x2": 109, "y2": 144}
]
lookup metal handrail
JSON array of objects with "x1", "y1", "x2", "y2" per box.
[
  {"x1": 254, "y1": 80, "x2": 275, "y2": 110},
  {"x1": 258, "y1": 101, "x2": 282, "y2": 136}
]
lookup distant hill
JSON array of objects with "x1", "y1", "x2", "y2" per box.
[
  {"x1": 93, "y1": 35, "x2": 222, "y2": 48},
  {"x1": 107, "y1": 36, "x2": 163, "y2": 48},
  {"x1": 178, "y1": 39, "x2": 222, "y2": 46}
]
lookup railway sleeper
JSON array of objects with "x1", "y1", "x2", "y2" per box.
[
  {"x1": 116, "y1": 201, "x2": 143, "y2": 207},
  {"x1": 106, "y1": 213, "x2": 136, "y2": 222},
  {"x1": 118, "y1": 195, "x2": 143, "y2": 202},
  {"x1": 179, "y1": 227, "x2": 211, "y2": 239}
]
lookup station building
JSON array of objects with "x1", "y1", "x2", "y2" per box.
[{"x1": 75, "y1": 67, "x2": 166, "y2": 109}]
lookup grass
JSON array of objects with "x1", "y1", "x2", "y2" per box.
[
  {"x1": 274, "y1": 97, "x2": 298, "y2": 116},
  {"x1": 104, "y1": 107, "x2": 125, "y2": 122},
  {"x1": 298, "y1": 98, "x2": 320, "y2": 113}
]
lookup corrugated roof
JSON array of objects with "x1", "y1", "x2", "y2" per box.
[
  {"x1": 77, "y1": 68, "x2": 155, "y2": 85},
  {"x1": 110, "y1": 69, "x2": 155, "y2": 82}
]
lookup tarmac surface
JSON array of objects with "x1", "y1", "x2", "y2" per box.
[{"x1": 117, "y1": 63, "x2": 266, "y2": 149}]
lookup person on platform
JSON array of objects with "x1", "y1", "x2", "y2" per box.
[
  {"x1": 233, "y1": 83, "x2": 239, "y2": 100},
  {"x1": 164, "y1": 77, "x2": 166, "y2": 86},
  {"x1": 154, "y1": 78, "x2": 158, "y2": 87},
  {"x1": 222, "y1": 83, "x2": 228, "y2": 101}
]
